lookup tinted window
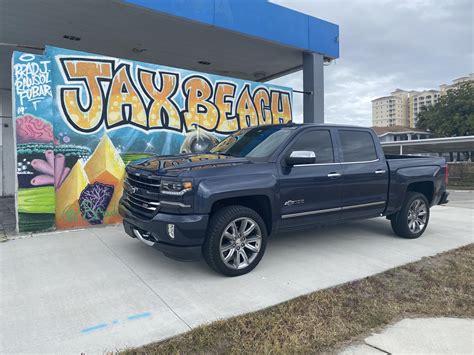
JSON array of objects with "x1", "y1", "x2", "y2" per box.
[
  {"x1": 288, "y1": 130, "x2": 334, "y2": 163},
  {"x1": 210, "y1": 126, "x2": 293, "y2": 160},
  {"x1": 339, "y1": 130, "x2": 377, "y2": 162}
]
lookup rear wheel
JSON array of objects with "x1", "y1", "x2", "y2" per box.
[
  {"x1": 203, "y1": 205, "x2": 267, "y2": 277},
  {"x1": 391, "y1": 192, "x2": 430, "y2": 239}
]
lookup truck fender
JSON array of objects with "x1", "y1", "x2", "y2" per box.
[
  {"x1": 195, "y1": 174, "x2": 279, "y2": 218},
  {"x1": 387, "y1": 165, "x2": 441, "y2": 213}
]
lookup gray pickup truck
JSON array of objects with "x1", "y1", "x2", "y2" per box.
[{"x1": 119, "y1": 124, "x2": 449, "y2": 276}]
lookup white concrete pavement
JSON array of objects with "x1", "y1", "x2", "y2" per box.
[
  {"x1": 0, "y1": 203, "x2": 473, "y2": 353},
  {"x1": 341, "y1": 318, "x2": 474, "y2": 355}
]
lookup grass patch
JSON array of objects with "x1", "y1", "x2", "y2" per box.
[{"x1": 123, "y1": 244, "x2": 473, "y2": 354}]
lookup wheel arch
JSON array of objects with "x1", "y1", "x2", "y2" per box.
[
  {"x1": 209, "y1": 195, "x2": 273, "y2": 235},
  {"x1": 406, "y1": 181, "x2": 434, "y2": 205}
]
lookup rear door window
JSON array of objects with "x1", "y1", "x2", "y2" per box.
[{"x1": 339, "y1": 130, "x2": 377, "y2": 162}]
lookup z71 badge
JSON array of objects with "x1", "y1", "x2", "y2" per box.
[{"x1": 284, "y1": 199, "x2": 305, "y2": 206}]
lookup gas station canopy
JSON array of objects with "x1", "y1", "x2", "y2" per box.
[{"x1": 0, "y1": 0, "x2": 339, "y2": 82}]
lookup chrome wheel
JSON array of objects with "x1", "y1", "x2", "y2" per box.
[
  {"x1": 219, "y1": 217, "x2": 262, "y2": 270},
  {"x1": 407, "y1": 199, "x2": 427, "y2": 233}
]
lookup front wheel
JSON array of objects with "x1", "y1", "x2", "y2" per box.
[
  {"x1": 203, "y1": 205, "x2": 267, "y2": 277},
  {"x1": 391, "y1": 192, "x2": 430, "y2": 239}
]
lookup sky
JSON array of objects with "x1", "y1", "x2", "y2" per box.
[{"x1": 269, "y1": 0, "x2": 473, "y2": 126}]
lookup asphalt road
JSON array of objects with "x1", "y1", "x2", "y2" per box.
[{"x1": 0, "y1": 199, "x2": 472, "y2": 353}]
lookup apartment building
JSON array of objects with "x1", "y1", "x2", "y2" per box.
[
  {"x1": 409, "y1": 90, "x2": 440, "y2": 127},
  {"x1": 372, "y1": 73, "x2": 473, "y2": 128},
  {"x1": 372, "y1": 89, "x2": 410, "y2": 127},
  {"x1": 439, "y1": 73, "x2": 474, "y2": 95}
]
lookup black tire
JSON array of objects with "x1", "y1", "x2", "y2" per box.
[
  {"x1": 202, "y1": 205, "x2": 267, "y2": 277},
  {"x1": 391, "y1": 192, "x2": 430, "y2": 239}
]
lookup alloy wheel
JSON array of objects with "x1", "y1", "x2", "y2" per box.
[
  {"x1": 219, "y1": 217, "x2": 262, "y2": 270},
  {"x1": 407, "y1": 198, "x2": 428, "y2": 233}
]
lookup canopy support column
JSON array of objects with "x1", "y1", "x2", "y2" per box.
[{"x1": 303, "y1": 52, "x2": 324, "y2": 124}]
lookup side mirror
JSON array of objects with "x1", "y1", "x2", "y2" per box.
[{"x1": 286, "y1": 151, "x2": 316, "y2": 166}]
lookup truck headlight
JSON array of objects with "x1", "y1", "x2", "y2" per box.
[{"x1": 160, "y1": 180, "x2": 193, "y2": 195}]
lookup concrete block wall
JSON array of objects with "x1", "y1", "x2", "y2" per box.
[{"x1": 448, "y1": 162, "x2": 474, "y2": 188}]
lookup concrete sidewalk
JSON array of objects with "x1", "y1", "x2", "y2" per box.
[
  {"x1": 0, "y1": 204, "x2": 473, "y2": 353},
  {"x1": 341, "y1": 318, "x2": 474, "y2": 354}
]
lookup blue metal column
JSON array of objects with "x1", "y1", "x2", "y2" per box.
[{"x1": 303, "y1": 52, "x2": 324, "y2": 123}]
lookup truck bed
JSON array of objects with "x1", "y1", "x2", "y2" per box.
[
  {"x1": 385, "y1": 154, "x2": 446, "y2": 171},
  {"x1": 384, "y1": 154, "x2": 447, "y2": 214}
]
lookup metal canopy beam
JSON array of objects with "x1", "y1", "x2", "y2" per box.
[{"x1": 381, "y1": 136, "x2": 474, "y2": 154}]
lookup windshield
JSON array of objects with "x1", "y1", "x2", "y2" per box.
[{"x1": 210, "y1": 126, "x2": 293, "y2": 160}]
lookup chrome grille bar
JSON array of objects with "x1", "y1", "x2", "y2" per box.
[{"x1": 126, "y1": 175, "x2": 161, "y2": 188}]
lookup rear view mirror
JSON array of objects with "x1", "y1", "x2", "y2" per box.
[{"x1": 286, "y1": 151, "x2": 316, "y2": 166}]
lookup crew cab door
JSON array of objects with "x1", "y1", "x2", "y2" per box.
[
  {"x1": 278, "y1": 129, "x2": 342, "y2": 229},
  {"x1": 336, "y1": 129, "x2": 389, "y2": 219}
]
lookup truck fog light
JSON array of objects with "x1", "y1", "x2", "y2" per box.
[{"x1": 167, "y1": 224, "x2": 175, "y2": 239}]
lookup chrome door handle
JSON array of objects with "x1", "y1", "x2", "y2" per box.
[
  {"x1": 327, "y1": 172, "x2": 342, "y2": 178},
  {"x1": 375, "y1": 169, "x2": 386, "y2": 174}
]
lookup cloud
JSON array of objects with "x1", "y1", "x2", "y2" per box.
[{"x1": 270, "y1": 0, "x2": 473, "y2": 126}]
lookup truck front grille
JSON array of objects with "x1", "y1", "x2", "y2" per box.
[
  {"x1": 124, "y1": 171, "x2": 161, "y2": 218},
  {"x1": 126, "y1": 174, "x2": 161, "y2": 192}
]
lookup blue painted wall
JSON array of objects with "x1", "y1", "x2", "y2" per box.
[{"x1": 125, "y1": 0, "x2": 339, "y2": 58}]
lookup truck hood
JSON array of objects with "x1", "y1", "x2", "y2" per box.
[{"x1": 127, "y1": 153, "x2": 250, "y2": 175}]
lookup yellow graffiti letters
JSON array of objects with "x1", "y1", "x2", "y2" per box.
[
  {"x1": 139, "y1": 69, "x2": 182, "y2": 131},
  {"x1": 253, "y1": 88, "x2": 272, "y2": 125},
  {"x1": 106, "y1": 64, "x2": 147, "y2": 128},
  {"x1": 215, "y1": 82, "x2": 238, "y2": 133},
  {"x1": 60, "y1": 59, "x2": 113, "y2": 132},
  {"x1": 59, "y1": 57, "x2": 293, "y2": 134},
  {"x1": 182, "y1": 76, "x2": 219, "y2": 131},
  {"x1": 271, "y1": 91, "x2": 292, "y2": 124},
  {"x1": 236, "y1": 84, "x2": 258, "y2": 129}
]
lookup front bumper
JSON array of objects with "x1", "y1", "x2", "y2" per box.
[{"x1": 119, "y1": 202, "x2": 208, "y2": 261}]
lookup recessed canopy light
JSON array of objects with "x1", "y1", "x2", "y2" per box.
[
  {"x1": 198, "y1": 60, "x2": 211, "y2": 65},
  {"x1": 63, "y1": 35, "x2": 81, "y2": 41}
]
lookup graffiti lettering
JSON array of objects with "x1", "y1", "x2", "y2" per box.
[
  {"x1": 182, "y1": 76, "x2": 219, "y2": 131},
  {"x1": 236, "y1": 84, "x2": 259, "y2": 129},
  {"x1": 14, "y1": 60, "x2": 52, "y2": 108},
  {"x1": 59, "y1": 57, "x2": 292, "y2": 134},
  {"x1": 106, "y1": 64, "x2": 147, "y2": 129},
  {"x1": 271, "y1": 91, "x2": 292, "y2": 124},
  {"x1": 215, "y1": 82, "x2": 238, "y2": 133},
  {"x1": 254, "y1": 88, "x2": 273, "y2": 125},
  {"x1": 138, "y1": 69, "x2": 182, "y2": 131},
  {"x1": 59, "y1": 59, "x2": 113, "y2": 132}
]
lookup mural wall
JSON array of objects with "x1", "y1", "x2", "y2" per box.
[{"x1": 12, "y1": 46, "x2": 293, "y2": 233}]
